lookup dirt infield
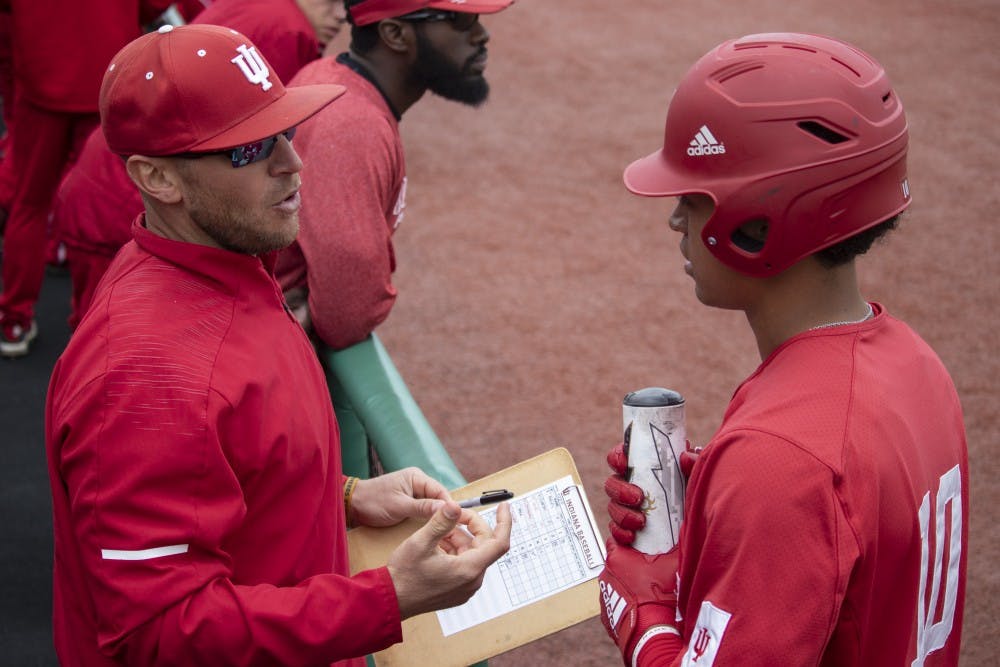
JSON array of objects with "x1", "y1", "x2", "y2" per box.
[{"x1": 333, "y1": 1, "x2": 999, "y2": 663}]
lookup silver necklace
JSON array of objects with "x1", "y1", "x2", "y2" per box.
[{"x1": 809, "y1": 303, "x2": 874, "y2": 330}]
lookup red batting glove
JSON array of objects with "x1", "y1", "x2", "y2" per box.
[
  {"x1": 605, "y1": 441, "x2": 701, "y2": 546},
  {"x1": 605, "y1": 441, "x2": 645, "y2": 546},
  {"x1": 599, "y1": 539, "x2": 682, "y2": 666}
]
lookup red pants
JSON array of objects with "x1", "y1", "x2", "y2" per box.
[
  {"x1": 0, "y1": 97, "x2": 97, "y2": 327},
  {"x1": 0, "y1": 12, "x2": 14, "y2": 217}
]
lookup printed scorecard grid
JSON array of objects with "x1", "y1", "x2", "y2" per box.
[
  {"x1": 436, "y1": 476, "x2": 604, "y2": 636},
  {"x1": 496, "y1": 485, "x2": 589, "y2": 605}
]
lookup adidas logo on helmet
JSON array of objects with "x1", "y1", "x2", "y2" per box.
[{"x1": 687, "y1": 125, "x2": 726, "y2": 156}]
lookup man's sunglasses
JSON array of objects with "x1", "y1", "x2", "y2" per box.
[
  {"x1": 180, "y1": 127, "x2": 297, "y2": 168},
  {"x1": 398, "y1": 10, "x2": 480, "y2": 32}
]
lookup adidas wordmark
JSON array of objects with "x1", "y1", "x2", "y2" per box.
[
  {"x1": 600, "y1": 580, "x2": 628, "y2": 635},
  {"x1": 688, "y1": 125, "x2": 726, "y2": 156}
]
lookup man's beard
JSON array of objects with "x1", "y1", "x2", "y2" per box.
[
  {"x1": 187, "y1": 190, "x2": 297, "y2": 256},
  {"x1": 412, "y1": 29, "x2": 490, "y2": 107}
]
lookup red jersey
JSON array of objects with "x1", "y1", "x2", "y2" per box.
[
  {"x1": 175, "y1": 0, "x2": 213, "y2": 22},
  {"x1": 46, "y1": 219, "x2": 401, "y2": 665},
  {"x1": 672, "y1": 304, "x2": 968, "y2": 666},
  {"x1": 194, "y1": 0, "x2": 320, "y2": 84},
  {"x1": 9, "y1": 0, "x2": 144, "y2": 111},
  {"x1": 276, "y1": 56, "x2": 406, "y2": 350}
]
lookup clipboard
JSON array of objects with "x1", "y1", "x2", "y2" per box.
[{"x1": 347, "y1": 447, "x2": 603, "y2": 667}]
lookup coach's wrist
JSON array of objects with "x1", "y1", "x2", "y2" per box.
[{"x1": 343, "y1": 476, "x2": 360, "y2": 527}]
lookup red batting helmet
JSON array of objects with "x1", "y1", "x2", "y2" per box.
[{"x1": 624, "y1": 33, "x2": 910, "y2": 277}]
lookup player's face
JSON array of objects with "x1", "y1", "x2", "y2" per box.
[
  {"x1": 411, "y1": 15, "x2": 491, "y2": 106},
  {"x1": 669, "y1": 194, "x2": 755, "y2": 309},
  {"x1": 307, "y1": 0, "x2": 348, "y2": 47},
  {"x1": 175, "y1": 134, "x2": 304, "y2": 256}
]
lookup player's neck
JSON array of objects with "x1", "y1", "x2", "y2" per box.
[
  {"x1": 744, "y1": 259, "x2": 868, "y2": 359},
  {"x1": 347, "y1": 49, "x2": 426, "y2": 117}
]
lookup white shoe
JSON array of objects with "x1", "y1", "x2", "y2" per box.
[{"x1": 0, "y1": 319, "x2": 38, "y2": 358}]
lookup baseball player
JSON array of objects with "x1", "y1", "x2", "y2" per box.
[
  {"x1": 271, "y1": 0, "x2": 515, "y2": 476},
  {"x1": 599, "y1": 33, "x2": 969, "y2": 666},
  {"x1": 274, "y1": 0, "x2": 515, "y2": 349},
  {"x1": 0, "y1": 1, "x2": 165, "y2": 356},
  {"x1": 46, "y1": 24, "x2": 510, "y2": 665}
]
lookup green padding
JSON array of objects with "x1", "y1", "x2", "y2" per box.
[
  {"x1": 324, "y1": 364, "x2": 371, "y2": 479},
  {"x1": 322, "y1": 336, "x2": 486, "y2": 667},
  {"x1": 320, "y1": 334, "x2": 467, "y2": 489}
]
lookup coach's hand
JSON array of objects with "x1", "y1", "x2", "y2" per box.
[
  {"x1": 599, "y1": 540, "x2": 681, "y2": 666},
  {"x1": 387, "y1": 501, "x2": 512, "y2": 619},
  {"x1": 350, "y1": 467, "x2": 451, "y2": 528}
]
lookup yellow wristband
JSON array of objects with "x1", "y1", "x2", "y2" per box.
[{"x1": 343, "y1": 476, "x2": 360, "y2": 527}]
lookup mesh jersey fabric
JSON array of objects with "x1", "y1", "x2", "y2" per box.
[
  {"x1": 672, "y1": 304, "x2": 967, "y2": 666},
  {"x1": 275, "y1": 57, "x2": 406, "y2": 350}
]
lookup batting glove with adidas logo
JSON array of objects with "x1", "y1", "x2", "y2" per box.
[{"x1": 599, "y1": 540, "x2": 682, "y2": 666}]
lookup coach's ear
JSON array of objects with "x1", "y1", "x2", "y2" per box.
[{"x1": 125, "y1": 155, "x2": 184, "y2": 205}]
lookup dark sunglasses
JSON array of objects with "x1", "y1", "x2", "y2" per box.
[
  {"x1": 180, "y1": 127, "x2": 297, "y2": 168},
  {"x1": 398, "y1": 10, "x2": 480, "y2": 32}
]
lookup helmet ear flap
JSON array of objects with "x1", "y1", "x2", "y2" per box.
[
  {"x1": 730, "y1": 218, "x2": 769, "y2": 254},
  {"x1": 704, "y1": 214, "x2": 778, "y2": 276},
  {"x1": 702, "y1": 207, "x2": 780, "y2": 276}
]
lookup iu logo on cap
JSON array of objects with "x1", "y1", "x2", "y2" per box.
[{"x1": 231, "y1": 44, "x2": 272, "y2": 91}]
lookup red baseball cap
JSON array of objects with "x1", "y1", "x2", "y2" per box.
[
  {"x1": 100, "y1": 24, "x2": 346, "y2": 156},
  {"x1": 348, "y1": 0, "x2": 514, "y2": 27}
]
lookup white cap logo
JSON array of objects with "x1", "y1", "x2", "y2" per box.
[{"x1": 230, "y1": 44, "x2": 272, "y2": 91}]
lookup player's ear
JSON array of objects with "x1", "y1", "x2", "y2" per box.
[
  {"x1": 125, "y1": 155, "x2": 184, "y2": 205},
  {"x1": 377, "y1": 18, "x2": 413, "y2": 55}
]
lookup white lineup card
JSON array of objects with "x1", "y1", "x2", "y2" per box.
[{"x1": 435, "y1": 475, "x2": 606, "y2": 636}]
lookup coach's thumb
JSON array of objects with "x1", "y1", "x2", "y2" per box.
[{"x1": 419, "y1": 501, "x2": 462, "y2": 547}]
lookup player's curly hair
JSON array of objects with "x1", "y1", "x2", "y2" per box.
[
  {"x1": 815, "y1": 215, "x2": 900, "y2": 268},
  {"x1": 344, "y1": 0, "x2": 365, "y2": 24},
  {"x1": 344, "y1": 0, "x2": 381, "y2": 54}
]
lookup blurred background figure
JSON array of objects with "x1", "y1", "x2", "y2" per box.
[
  {"x1": 0, "y1": 1, "x2": 211, "y2": 357},
  {"x1": 0, "y1": 3, "x2": 15, "y2": 239},
  {"x1": 52, "y1": 0, "x2": 348, "y2": 330}
]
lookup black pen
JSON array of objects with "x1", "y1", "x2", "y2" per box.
[{"x1": 458, "y1": 489, "x2": 514, "y2": 508}]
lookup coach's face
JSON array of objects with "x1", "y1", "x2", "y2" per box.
[{"x1": 174, "y1": 134, "x2": 304, "y2": 256}]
